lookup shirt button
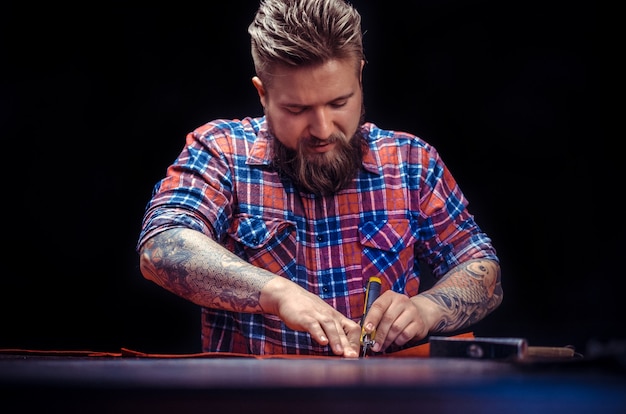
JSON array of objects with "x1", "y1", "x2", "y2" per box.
[
  {"x1": 316, "y1": 235, "x2": 324, "y2": 242},
  {"x1": 322, "y1": 287, "x2": 329, "y2": 293}
]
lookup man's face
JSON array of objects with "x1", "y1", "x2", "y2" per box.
[{"x1": 253, "y1": 58, "x2": 365, "y2": 194}]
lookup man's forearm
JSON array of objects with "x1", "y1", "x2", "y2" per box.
[
  {"x1": 419, "y1": 258, "x2": 503, "y2": 333},
  {"x1": 139, "y1": 227, "x2": 276, "y2": 312}
]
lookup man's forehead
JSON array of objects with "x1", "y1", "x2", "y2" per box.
[{"x1": 265, "y1": 60, "x2": 361, "y2": 104}]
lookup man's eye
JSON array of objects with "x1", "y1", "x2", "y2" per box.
[
  {"x1": 331, "y1": 101, "x2": 347, "y2": 108},
  {"x1": 286, "y1": 107, "x2": 305, "y2": 115}
]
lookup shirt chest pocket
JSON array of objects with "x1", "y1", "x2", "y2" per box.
[
  {"x1": 358, "y1": 219, "x2": 418, "y2": 288},
  {"x1": 227, "y1": 214, "x2": 297, "y2": 276}
]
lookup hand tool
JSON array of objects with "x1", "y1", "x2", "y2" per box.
[
  {"x1": 360, "y1": 276, "x2": 382, "y2": 357},
  {"x1": 429, "y1": 336, "x2": 528, "y2": 360}
]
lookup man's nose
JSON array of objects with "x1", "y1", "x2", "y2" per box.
[{"x1": 308, "y1": 107, "x2": 333, "y2": 139}]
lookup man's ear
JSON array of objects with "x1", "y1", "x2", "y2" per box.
[
  {"x1": 252, "y1": 76, "x2": 266, "y2": 108},
  {"x1": 359, "y1": 59, "x2": 365, "y2": 83}
]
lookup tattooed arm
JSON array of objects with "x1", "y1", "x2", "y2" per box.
[
  {"x1": 361, "y1": 258, "x2": 502, "y2": 353},
  {"x1": 138, "y1": 227, "x2": 361, "y2": 357},
  {"x1": 418, "y1": 258, "x2": 503, "y2": 333},
  {"x1": 139, "y1": 227, "x2": 272, "y2": 312}
]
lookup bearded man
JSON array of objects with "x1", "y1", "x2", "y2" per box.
[{"x1": 137, "y1": 0, "x2": 502, "y2": 357}]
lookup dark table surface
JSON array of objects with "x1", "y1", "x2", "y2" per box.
[{"x1": 1, "y1": 353, "x2": 625, "y2": 414}]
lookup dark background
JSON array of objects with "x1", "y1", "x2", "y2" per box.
[{"x1": 2, "y1": 1, "x2": 618, "y2": 355}]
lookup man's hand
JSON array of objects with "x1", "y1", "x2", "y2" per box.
[
  {"x1": 260, "y1": 277, "x2": 362, "y2": 358},
  {"x1": 361, "y1": 259, "x2": 503, "y2": 353},
  {"x1": 360, "y1": 290, "x2": 431, "y2": 353}
]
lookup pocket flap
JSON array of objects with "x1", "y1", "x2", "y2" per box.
[
  {"x1": 359, "y1": 219, "x2": 414, "y2": 253},
  {"x1": 230, "y1": 215, "x2": 294, "y2": 248}
]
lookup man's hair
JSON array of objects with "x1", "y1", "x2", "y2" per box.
[{"x1": 248, "y1": 0, "x2": 364, "y2": 84}]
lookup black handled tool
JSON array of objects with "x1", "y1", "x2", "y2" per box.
[{"x1": 360, "y1": 276, "x2": 382, "y2": 357}]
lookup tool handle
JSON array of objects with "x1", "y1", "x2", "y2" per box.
[
  {"x1": 362, "y1": 276, "x2": 382, "y2": 321},
  {"x1": 360, "y1": 277, "x2": 382, "y2": 355}
]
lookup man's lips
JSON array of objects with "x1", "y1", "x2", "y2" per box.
[{"x1": 308, "y1": 141, "x2": 335, "y2": 153}]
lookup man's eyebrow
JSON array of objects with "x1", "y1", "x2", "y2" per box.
[{"x1": 283, "y1": 92, "x2": 355, "y2": 107}]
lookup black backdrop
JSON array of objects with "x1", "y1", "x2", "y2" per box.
[{"x1": 2, "y1": 1, "x2": 617, "y2": 355}]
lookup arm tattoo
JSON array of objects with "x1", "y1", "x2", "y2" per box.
[
  {"x1": 421, "y1": 258, "x2": 503, "y2": 333},
  {"x1": 139, "y1": 228, "x2": 272, "y2": 312}
]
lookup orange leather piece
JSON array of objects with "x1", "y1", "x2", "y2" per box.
[{"x1": 0, "y1": 332, "x2": 474, "y2": 359}]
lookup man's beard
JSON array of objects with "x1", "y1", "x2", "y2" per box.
[{"x1": 272, "y1": 130, "x2": 368, "y2": 195}]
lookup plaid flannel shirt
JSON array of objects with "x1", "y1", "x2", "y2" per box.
[{"x1": 137, "y1": 116, "x2": 498, "y2": 355}]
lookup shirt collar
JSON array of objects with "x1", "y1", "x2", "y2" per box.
[
  {"x1": 246, "y1": 119, "x2": 381, "y2": 176},
  {"x1": 247, "y1": 123, "x2": 274, "y2": 166}
]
